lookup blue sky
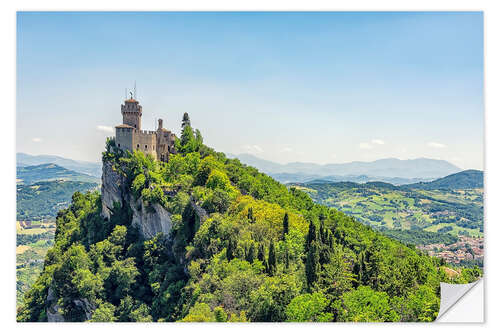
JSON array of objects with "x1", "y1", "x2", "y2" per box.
[{"x1": 17, "y1": 12, "x2": 484, "y2": 169}]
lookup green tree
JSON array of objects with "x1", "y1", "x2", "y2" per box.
[
  {"x1": 268, "y1": 240, "x2": 277, "y2": 276},
  {"x1": 182, "y1": 112, "x2": 191, "y2": 129},
  {"x1": 181, "y1": 302, "x2": 215, "y2": 322},
  {"x1": 286, "y1": 292, "x2": 332, "y2": 322},
  {"x1": 305, "y1": 241, "x2": 320, "y2": 288},
  {"x1": 306, "y1": 220, "x2": 316, "y2": 252},
  {"x1": 246, "y1": 243, "x2": 256, "y2": 263},
  {"x1": 283, "y1": 213, "x2": 289, "y2": 239},
  {"x1": 129, "y1": 303, "x2": 152, "y2": 322},
  {"x1": 335, "y1": 286, "x2": 399, "y2": 322},
  {"x1": 90, "y1": 302, "x2": 116, "y2": 322}
]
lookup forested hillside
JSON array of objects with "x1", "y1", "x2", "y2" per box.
[
  {"x1": 17, "y1": 180, "x2": 99, "y2": 221},
  {"x1": 18, "y1": 116, "x2": 481, "y2": 322}
]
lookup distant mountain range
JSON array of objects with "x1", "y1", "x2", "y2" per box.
[
  {"x1": 17, "y1": 152, "x2": 465, "y2": 186},
  {"x1": 228, "y1": 153, "x2": 463, "y2": 184},
  {"x1": 17, "y1": 153, "x2": 101, "y2": 178},
  {"x1": 17, "y1": 163, "x2": 100, "y2": 185}
]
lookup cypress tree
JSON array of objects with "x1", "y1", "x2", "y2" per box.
[
  {"x1": 227, "y1": 238, "x2": 235, "y2": 261},
  {"x1": 182, "y1": 112, "x2": 191, "y2": 129},
  {"x1": 305, "y1": 240, "x2": 320, "y2": 288},
  {"x1": 319, "y1": 220, "x2": 326, "y2": 244},
  {"x1": 257, "y1": 243, "x2": 265, "y2": 262},
  {"x1": 306, "y1": 220, "x2": 317, "y2": 252},
  {"x1": 282, "y1": 213, "x2": 289, "y2": 239},
  {"x1": 268, "y1": 240, "x2": 277, "y2": 276},
  {"x1": 246, "y1": 243, "x2": 256, "y2": 263},
  {"x1": 285, "y1": 247, "x2": 290, "y2": 270}
]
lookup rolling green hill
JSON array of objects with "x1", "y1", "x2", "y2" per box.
[
  {"x1": 403, "y1": 170, "x2": 483, "y2": 190},
  {"x1": 17, "y1": 163, "x2": 100, "y2": 185},
  {"x1": 17, "y1": 153, "x2": 102, "y2": 178},
  {"x1": 291, "y1": 172, "x2": 483, "y2": 242},
  {"x1": 17, "y1": 180, "x2": 99, "y2": 221}
]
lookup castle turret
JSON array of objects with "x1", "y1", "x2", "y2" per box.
[{"x1": 121, "y1": 93, "x2": 142, "y2": 130}]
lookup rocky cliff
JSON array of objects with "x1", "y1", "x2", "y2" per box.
[{"x1": 101, "y1": 160, "x2": 176, "y2": 239}]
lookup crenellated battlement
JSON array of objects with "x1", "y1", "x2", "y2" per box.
[{"x1": 139, "y1": 130, "x2": 156, "y2": 135}]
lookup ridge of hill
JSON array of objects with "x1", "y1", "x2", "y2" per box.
[
  {"x1": 17, "y1": 163, "x2": 100, "y2": 185},
  {"x1": 403, "y1": 170, "x2": 483, "y2": 190},
  {"x1": 17, "y1": 153, "x2": 102, "y2": 178}
]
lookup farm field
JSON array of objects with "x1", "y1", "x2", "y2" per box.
[{"x1": 16, "y1": 221, "x2": 56, "y2": 307}]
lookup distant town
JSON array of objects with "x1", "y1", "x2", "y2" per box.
[{"x1": 417, "y1": 236, "x2": 484, "y2": 266}]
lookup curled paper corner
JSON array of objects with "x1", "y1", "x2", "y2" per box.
[{"x1": 435, "y1": 278, "x2": 484, "y2": 322}]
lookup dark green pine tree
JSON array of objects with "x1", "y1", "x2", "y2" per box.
[
  {"x1": 257, "y1": 243, "x2": 265, "y2": 262},
  {"x1": 328, "y1": 232, "x2": 334, "y2": 249},
  {"x1": 306, "y1": 220, "x2": 317, "y2": 252},
  {"x1": 319, "y1": 220, "x2": 326, "y2": 244},
  {"x1": 182, "y1": 112, "x2": 191, "y2": 129},
  {"x1": 227, "y1": 238, "x2": 235, "y2": 261},
  {"x1": 305, "y1": 240, "x2": 320, "y2": 289},
  {"x1": 246, "y1": 243, "x2": 256, "y2": 263},
  {"x1": 285, "y1": 247, "x2": 290, "y2": 270},
  {"x1": 282, "y1": 213, "x2": 289, "y2": 240},
  {"x1": 268, "y1": 240, "x2": 277, "y2": 276}
]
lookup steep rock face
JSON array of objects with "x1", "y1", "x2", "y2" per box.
[
  {"x1": 129, "y1": 197, "x2": 173, "y2": 239},
  {"x1": 46, "y1": 286, "x2": 64, "y2": 322},
  {"x1": 46, "y1": 286, "x2": 95, "y2": 322},
  {"x1": 101, "y1": 161, "x2": 126, "y2": 220},
  {"x1": 101, "y1": 160, "x2": 207, "y2": 240}
]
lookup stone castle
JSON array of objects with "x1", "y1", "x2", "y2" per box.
[{"x1": 114, "y1": 94, "x2": 177, "y2": 162}]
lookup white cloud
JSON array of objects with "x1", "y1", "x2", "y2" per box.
[
  {"x1": 32, "y1": 138, "x2": 42, "y2": 143},
  {"x1": 359, "y1": 142, "x2": 372, "y2": 149},
  {"x1": 281, "y1": 147, "x2": 293, "y2": 153},
  {"x1": 427, "y1": 142, "x2": 447, "y2": 149},
  {"x1": 97, "y1": 125, "x2": 114, "y2": 133},
  {"x1": 242, "y1": 144, "x2": 264, "y2": 154},
  {"x1": 371, "y1": 139, "x2": 385, "y2": 145}
]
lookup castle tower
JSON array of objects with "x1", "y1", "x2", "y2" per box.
[{"x1": 121, "y1": 92, "x2": 142, "y2": 130}]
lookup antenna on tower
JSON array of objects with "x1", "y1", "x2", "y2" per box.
[
  {"x1": 125, "y1": 88, "x2": 127, "y2": 100},
  {"x1": 134, "y1": 81, "x2": 137, "y2": 99}
]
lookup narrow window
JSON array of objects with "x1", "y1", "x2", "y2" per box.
[
  {"x1": 118, "y1": 143, "x2": 120, "y2": 147},
  {"x1": 137, "y1": 144, "x2": 139, "y2": 148}
]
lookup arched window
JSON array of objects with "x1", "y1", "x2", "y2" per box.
[
  {"x1": 137, "y1": 144, "x2": 139, "y2": 148},
  {"x1": 145, "y1": 145, "x2": 148, "y2": 149}
]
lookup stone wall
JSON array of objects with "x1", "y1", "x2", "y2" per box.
[
  {"x1": 134, "y1": 130, "x2": 157, "y2": 159},
  {"x1": 115, "y1": 127, "x2": 134, "y2": 152}
]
